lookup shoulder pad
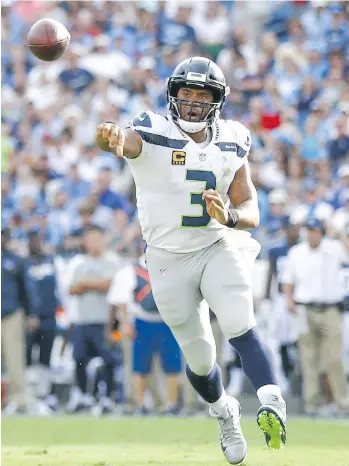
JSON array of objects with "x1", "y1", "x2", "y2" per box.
[
  {"x1": 128, "y1": 111, "x2": 169, "y2": 135},
  {"x1": 224, "y1": 120, "x2": 252, "y2": 158}
]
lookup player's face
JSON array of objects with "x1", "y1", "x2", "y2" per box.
[
  {"x1": 83, "y1": 230, "x2": 105, "y2": 256},
  {"x1": 177, "y1": 87, "x2": 214, "y2": 122}
]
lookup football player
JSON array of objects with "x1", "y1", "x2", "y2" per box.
[{"x1": 96, "y1": 57, "x2": 286, "y2": 464}]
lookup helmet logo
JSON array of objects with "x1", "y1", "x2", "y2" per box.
[{"x1": 186, "y1": 72, "x2": 206, "y2": 82}]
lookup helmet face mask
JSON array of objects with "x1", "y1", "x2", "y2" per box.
[{"x1": 166, "y1": 57, "x2": 229, "y2": 133}]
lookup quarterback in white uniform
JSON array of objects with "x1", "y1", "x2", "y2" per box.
[{"x1": 96, "y1": 57, "x2": 286, "y2": 464}]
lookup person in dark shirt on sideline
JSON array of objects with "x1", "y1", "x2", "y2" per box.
[
  {"x1": 1, "y1": 226, "x2": 36, "y2": 414},
  {"x1": 25, "y1": 230, "x2": 59, "y2": 412}
]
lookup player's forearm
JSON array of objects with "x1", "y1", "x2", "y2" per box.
[{"x1": 233, "y1": 200, "x2": 260, "y2": 230}]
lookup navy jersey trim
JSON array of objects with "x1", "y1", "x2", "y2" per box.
[
  {"x1": 215, "y1": 142, "x2": 247, "y2": 158},
  {"x1": 135, "y1": 130, "x2": 188, "y2": 149}
]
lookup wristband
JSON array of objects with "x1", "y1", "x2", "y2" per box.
[{"x1": 226, "y1": 209, "x2": 239, "y2": 228}]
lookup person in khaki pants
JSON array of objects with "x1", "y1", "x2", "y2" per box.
[
  {"x1": 1, "y1": 227, "x2": 35, "y2": 413},
  {"x1": 283, "y1": 218, "x2": 349, "y2": 415}
]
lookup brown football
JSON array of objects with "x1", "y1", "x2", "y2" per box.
[{"x1": 27, "y1": 18, "x2": 71, "y2": 62}]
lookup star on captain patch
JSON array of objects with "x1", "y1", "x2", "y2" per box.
[{"x1": 199, "y1": 153, "x2": 206, "y2": 161}]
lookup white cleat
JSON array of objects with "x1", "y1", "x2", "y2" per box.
[
  {"x1": 257, "y1": 397, "x2": 287, "y2": 449},
  {"x1": 209, "y1": 397, "x2": 247, "y2": 465}
]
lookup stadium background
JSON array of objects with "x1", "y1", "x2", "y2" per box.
[{"x1": 2, "y1": 0, "x2": 349, "y2": 415}]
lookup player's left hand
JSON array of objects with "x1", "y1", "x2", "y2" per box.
[{"x1": 202, "y1": 189, "x2": 228, "y2": 225}]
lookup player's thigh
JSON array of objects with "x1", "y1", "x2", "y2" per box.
[
  {"x1": 170, "y1": 300, "x2": 216, "y2": 375},
  {"x1": 201, "y1": 237, "x2": 256, "y2": 340},
  {"x1": 145, "y1": 246, "x2": 202, "y2": 327},
  {"x1": 146, "y1": 246, "x2": 216, "y2": 374},
  {"x1": 157, "y1": 322, "x2": 182, "y2": 374},
  {"x1": 133, "y1": 319, "x2": 156, "y2": 376}
]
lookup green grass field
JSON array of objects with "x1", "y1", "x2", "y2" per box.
[{"x1": 2, "y1": 416, "x2": 349, "y2": 466}]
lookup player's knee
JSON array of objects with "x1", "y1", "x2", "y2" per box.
[
  {"x1": 228, "y1": 326, "x2": 258, "y2": 347},
  {"x1": 181, "y1": 339, "x2": 216, "y2": 376},
  {"x1": 187, "y1": 360, "x2": 215, "y2": 376}
]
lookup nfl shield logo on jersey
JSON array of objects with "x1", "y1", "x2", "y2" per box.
[{"x1": 199, "y1": 153, "x2": 206, "y2": 161}]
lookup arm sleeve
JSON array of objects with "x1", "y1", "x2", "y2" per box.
[
  {"x1": 107, "y1": 264, "x2": 137, "y2": 305},
  {"x1": 126, "y1": 111, "x2": 154, "y2": 158},
  {"x1": 230, "y1": 120, "x2": 252, "y2": 161},
  {"x1": 222, "y1": 121, "x2": 252, "y2": 189}
]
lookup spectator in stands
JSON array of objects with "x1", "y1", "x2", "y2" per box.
[
  {"x1": 283, "y1": 218, "x2": 349, "y2": 415},
  {"x1": 290, "y1": 181, "x2": 334, "y2": 225},
  {"x1": 58, "y1": 49, "x2": 95, "y2": 95},
  {"x1": 60, "y1": 162, "x2": 91, "y2": 204},
  {"x1": 328, "y1": 115, "x2": 349, "y2": 171},
  {"x1": 95, "y1": 167, "x2": 130, "y2": 225},
  {"x1": 157, "y1": 5, "x2": 196, "y2": 49},
  {"x1": 66, "y1": 226, "x2": 122, "y2": 414},
  {"x1": 266, "y1": 189, "x2": 289, "y2": 241},
  {"x1": 25, "y1": 230, "x2": 59, "y2": 413},
  {"x1": 107, "y1": 253, "x2": 182, "y2": 415}
]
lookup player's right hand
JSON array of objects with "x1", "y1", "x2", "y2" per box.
[{"x1": 96, "y1": 122, "x2": 125, "y2": 158}]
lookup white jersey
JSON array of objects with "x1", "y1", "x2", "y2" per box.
[{"x1": 126, "y1": 111, "x2": 252, "y2": 253}]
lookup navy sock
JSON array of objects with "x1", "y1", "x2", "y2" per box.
[
  {"x1": 229, "y1": 328, "x2": 276, "y2": 391},
  {"x1": 186, "y1": 363, "x2": 224, "y2": 403}
]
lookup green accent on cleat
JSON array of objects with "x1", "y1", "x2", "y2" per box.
[{"x1": 257, "y1": 410, "x2": 285, "y2": 450}]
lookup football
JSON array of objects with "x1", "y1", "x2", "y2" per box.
[{"x1": 27, "y1": 18, "x2": 71, "y2": 62}]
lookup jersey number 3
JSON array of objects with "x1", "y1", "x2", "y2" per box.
[{"x1": 182, "y1": 170, "x2": 216, "y2": 227}]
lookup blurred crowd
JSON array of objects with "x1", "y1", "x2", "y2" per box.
[{"x1": 1, "y1": 0, "x2": 349, "y2": 416}]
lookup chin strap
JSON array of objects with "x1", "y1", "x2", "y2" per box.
[{"x1": 177, "y1": 118, "x2": 207, "y2": 133}]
